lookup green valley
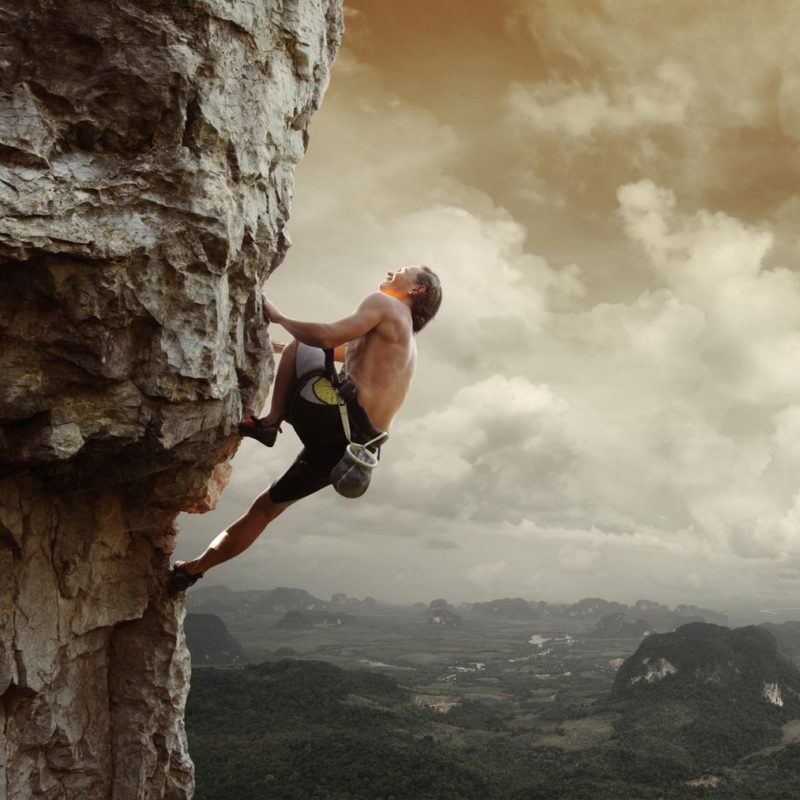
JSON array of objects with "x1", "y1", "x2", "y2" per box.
[{"x1": 185, "y1": 591, "x2": 800, "y2": 799}]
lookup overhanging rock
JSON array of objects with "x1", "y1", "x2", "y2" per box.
[{"x1": 0, "y1": 1, "x2": 343, "y2": 796}]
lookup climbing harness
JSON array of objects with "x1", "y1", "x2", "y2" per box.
[{"x1": 323, "y1": 349, "x2": 388, "y2": 498}]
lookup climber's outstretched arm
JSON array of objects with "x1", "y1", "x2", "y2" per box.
[{"x1": 262, "y1": 292, "x2": 388, "y2": 349}]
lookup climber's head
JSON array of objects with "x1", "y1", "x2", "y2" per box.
[{"x1": 380, "y1": 264, "x2": 442, "y2": 333}]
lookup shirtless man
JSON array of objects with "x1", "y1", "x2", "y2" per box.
[{"x1": 167, "y1": 264, "x2": 442, "y2": 595}]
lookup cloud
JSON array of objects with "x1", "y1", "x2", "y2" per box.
[
  {"x1": 367, "y1": 177, "x2": 800, "y2": 567},
  {"x1": 617, "y1": 179, "x2": 800, "y2": 405},
  {"x1": 745, "y1": 493, "x2": 800, "y2": 561},
  {"x1": 466, "y1": 560, "x2": 507, "y2": 594},
  {"x1": 381, "y1": 375, "x2": 574, "y2": 522},
  {"x1": 557, "y1": 543, "x2": 604, "y2": 575},
  {"x1": 506, "y1": 0, "x2": 800, "y2": 136},
  {"x1": 507, "y1": 61, "x2": 696, "y2": 139},
  {"x1": 500, "y1": 0, "x2": 800, "y2": 253},
  {"x1": 249, "y1": 168, "x2": 800, "y2": 584},
  {"x1": 426, "y1": 537, "x2": 460, "y2": 550}
]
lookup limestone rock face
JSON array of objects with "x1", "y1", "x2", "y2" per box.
[{"x1": 0, "y1": 1, "x2": 343, "y2": 797}]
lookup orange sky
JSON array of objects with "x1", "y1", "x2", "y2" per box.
[{"x1": 339, "y1": 0, "x2": 800, "y2": 295}]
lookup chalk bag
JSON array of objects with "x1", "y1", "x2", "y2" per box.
[{"x1": 330, "y1": 438, "x2": 384, "y2": 499}]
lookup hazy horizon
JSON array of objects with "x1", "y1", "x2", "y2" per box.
[
  {"x1": 176, "y1": 0, "x2": 800, "y2": 611},
  {"x1": 187, "y1": 579, "x2": 800, "y2": 628}
]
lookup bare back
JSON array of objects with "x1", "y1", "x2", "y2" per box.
[{"x1": 345, "y1": 295, "x2": 416, "y2": 431}]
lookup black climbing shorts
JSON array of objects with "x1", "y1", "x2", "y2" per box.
[
  {"x1": 268, "y1": 345, "x2": 383, "y2": 505},
  {"x1": 268, "y1": 397, "x2": 350, "y2": 504}
]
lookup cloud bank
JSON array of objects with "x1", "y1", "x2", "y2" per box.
[{"x1": 175, "y1": 1, "x2": 800, "y2": 609}]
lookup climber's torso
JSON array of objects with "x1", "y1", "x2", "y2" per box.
[{"x1": 345, "y1": 298, "x2": 416, "y2": 432}]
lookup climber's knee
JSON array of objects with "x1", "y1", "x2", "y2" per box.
[{"x1": 249, "y1": 488, "x2": 290, "y2": 523}]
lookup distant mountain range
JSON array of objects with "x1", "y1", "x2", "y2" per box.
[
  {"x1": 468, "y1": 596, "x2": 728, "y2": 633},
  {"x1": 187, "y1": 586, "x2": 729, "y2": 633},
  {"x1": 277, "y1": 610, "x2": 356, "y2": 628},
  {"x1": 186, "y1": 585, "x2": 381, "y2": 617}
]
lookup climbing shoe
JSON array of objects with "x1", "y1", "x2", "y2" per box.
[
  {"x1": 238, "y1": 416, "x2": 281, "y2": 447},
  {"x1": 167, "y1": 562, "x2": 204, "y2": 597}
]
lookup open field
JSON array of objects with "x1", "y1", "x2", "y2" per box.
[{"x1": 210, "y1": 606, "x2": 638, "y2": 687}]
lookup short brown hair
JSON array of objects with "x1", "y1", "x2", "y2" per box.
[{"x1": 411, "y1": 265, "x2": 442, "y2": 333}]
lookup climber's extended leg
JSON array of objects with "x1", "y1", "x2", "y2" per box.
[
  {"x1": 167, "y1": 488, "x2": 291, "y2": 596},
  {"x1": 239, "y1": 339, "x2": 298, "y2": 447}
]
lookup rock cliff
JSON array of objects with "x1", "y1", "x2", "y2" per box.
[{"x1": 0, "y1": 1, "x2": 343, "y2": 796}]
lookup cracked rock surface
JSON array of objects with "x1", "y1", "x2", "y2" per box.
[{"x1": 0, "y1": 1, "x2": 343, "y2": 796}]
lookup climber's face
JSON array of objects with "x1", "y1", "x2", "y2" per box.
[{"x1": 379, "y1": 265, "x2": 425, "y2": 299}]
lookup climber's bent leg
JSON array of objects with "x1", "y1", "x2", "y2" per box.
[
  {"x1": 239, "y1": 339, "x2": 300, "y2": 447},
  {"x1": 262, "y1": 338, "x2": 299, "y2": 426},
  {"x1": 178, "y1": 488, "x2": 292, "y2": 575}
]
